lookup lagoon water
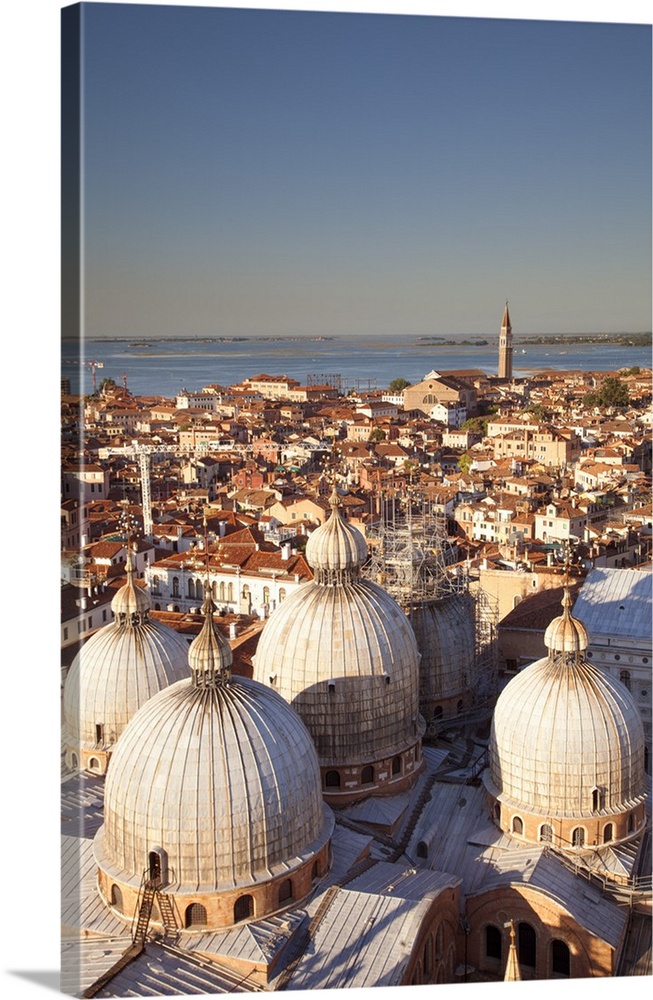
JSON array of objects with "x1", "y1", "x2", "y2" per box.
[{"x1": 61, "y1": 334, "x2": 651, "y2": 398}]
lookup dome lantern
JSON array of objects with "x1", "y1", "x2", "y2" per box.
[
  {"x1": 304, "y1": 485, "x2": 369, "y2": 584},
  {"x1": 110, "y1": 544, "x2": 150, "y2": 625},
  {"x1": 189, "y1": 581, "x2": 232, "y2": 688},
  {"x1": 543, "y1": 585, "x2": 589, "y2": 656}
]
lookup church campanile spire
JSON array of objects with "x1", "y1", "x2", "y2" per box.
[{"x1": 498, "y1": 300, "x2": 513, "y2": 379}]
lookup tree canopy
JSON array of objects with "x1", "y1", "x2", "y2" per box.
[
  {"x1": 388, "y1": 377, "x2": 410, "y2": 393},
  {"x1": 582, "y1": 376, "x2": 630, "y2": 410},
  {"x1": 461, "y1": 416, "x2": 488, "y2": 435}
]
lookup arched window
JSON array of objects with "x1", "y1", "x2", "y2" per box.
[
  {"x1": 242, "y1": 584, "x2": 250, "y2": 599},
  {"x1": 423, "y1": 934, "x2": 433, "y2": 978},
  {"x1": 152, "y1": 575, "x2": 159, "y2": 591},
  {"x1": 603, "y1": 823, "x2": 614, "y2": 844},
  {"x1": 278, "y1": 879, "x2": 293, "y2": 904},
  {"x1": 234, "y1": 894, "x2": 254, "y2": 923},
  {"x1": 417, "y1": 841, "x2": 428, "y2": 859},
  {"x1": 154, "y1": 603, "x2": 160, "y2": 610},
  {"x1": 311, "y1": 861, "x2": 320, "y2": 880},
  {"x1": 219, "y1": 581, "x2": 225, "y2": 601},
  {"x1": 187, "y1": 578, "x2": 195, "y2": 598},
  {"x1": 494, "y1": 802, "x2": 501, "y2": 822},
  {"x1": 435, "y1": 924, "x2": 444, "y2": 959},
  {"x1": 456, "y1": 699, "x2": 463, "y2": 714},
  {"x1": 227, "y1": 582, "x2": 234, "y2": 602},
  {"x1": 620, "y1": 670, "x2": 631, "y2": 690},
  {"x1": 185, "y1": 903, "x2": 207, "y2": 928},
  {"x1": 485, "y1": 925, "x2": 502, "y2": 961},
  {"x1": 571, "y1": 826, "x2": 585, "y2": 847},
  {"x1": 433, "y1": 706, "x2": 443, "y2": 720},
  {"x1": 361, "y1": 765, "x2": 374, "y2": 785},
  {"x1": 263, "y1": 586, "x2": 270, "y2": 605},
  {"x1": 172, "y1": 577, "x2": 179, "y2": 597},
  {"x1": 211, "y1": 581, "x2": 217, "y2": 599},
  {"x1": 70, "y1": 752, "x2": 78, "y2": 770},
  {"x1": 512, "y1": 816, "x2": 523, "y2": 835},
  {"x1": 110, "y1": 885, "x2": 123, "y2": 911},
  {"x1": 279, "y1": 588, "x2": 286, "y2": 602},
  {"x1": 513, "y1": 594, "x2": 522, "y2": 608},
  {"x1": 325, "y1": 770, "x2": 340, "y2": 788},
  {"x1": 591, "y1": 787, "x2": 602, "y2": 812},
  {"x1": 88, "y1": 757, "x2": 101, "y2": 772},
  {"x1": 518, "y1": 922, "x2": 537, "y2": 969},
  {"x1": 551, "y1": 939, "x2": 570, "y2": 977},
  {"x1": 628, "y1": 812, "x2": 635, "y2": 833},
  {"x1": 539, "y1": 823, "x2": 553, "y2": 843},
  {"x1": 392, "y1": 756, "x2": 401, "y2": 775}
]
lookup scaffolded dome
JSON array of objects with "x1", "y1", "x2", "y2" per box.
[
  {"x1": 485, "y1": 587, "x2": 647, "y2": 848},
  {"x1": 94, "y1": 584, "x2": 333, "y2": 931},
  {"x1": 62, "y1": 550, "x2": 190, "y2": 774},
  {"x1": 410, "y1": 593, "x2": 476, "y2": 723},
  {"x1": 253, "y1": 488, "x2": 425, "y2": 803}
]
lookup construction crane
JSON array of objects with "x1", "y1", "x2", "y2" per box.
[{"x1": 103, "y1": 440, "x2": 215, "y2": 539}]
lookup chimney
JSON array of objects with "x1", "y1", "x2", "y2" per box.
[{"x1": 281, "y1": 542, "x2": 291, "y2": 560}]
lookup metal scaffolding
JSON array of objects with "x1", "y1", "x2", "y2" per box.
[{"x1": 362, "y1": 495, "x2": 499, "y2": 730}]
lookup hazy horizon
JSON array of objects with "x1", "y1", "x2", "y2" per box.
[{"x1": 67, "y1": 4, "x2": 651, "y2": 340}]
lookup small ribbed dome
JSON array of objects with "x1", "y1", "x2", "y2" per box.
[
  {"x1": 486, "y1": 588, "x2": 646, "y2": 821},
  {"x1": 305, "y1": 487, "x2": 368, "y2": 576},
  {"x1": 543, "y1": 587, "x2": 589, "y2": 652},
  {"x1": 95, "y1": 600, "x2": 332, "y2": 897},
  {"x1": 63, "y1": 562, "x2": 189, "y2": 766}
]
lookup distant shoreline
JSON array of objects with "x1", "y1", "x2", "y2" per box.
[
  {"x1": 63, "y1": 331, "x2": 652, "y2": 345},
  {"x1": 417, "y1": 332, "x2": 652, "y2": 348}
]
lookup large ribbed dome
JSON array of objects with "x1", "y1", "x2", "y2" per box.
[
  {"x1": 486, "y1": 589, "x2": 646, "y2": 821},
  {"x1": 253, "y1": 497, "x2": 424, "y2": 772},
  {"x1": 63, "y1": 553, "x2": 189, "y2": 771},
  {"x1": 95, "y1": 589, "x2": 332, "y2": 902}
]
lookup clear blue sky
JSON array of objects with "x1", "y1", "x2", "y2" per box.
[{"x1": 75, "y1": 2, "x2": 651, "y2": 338}]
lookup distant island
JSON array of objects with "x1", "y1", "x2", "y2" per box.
[
  {"x1": 416, "y1": 338, "x2": 489, "y2": 347},
  {"x1": 80, "y1": 335, "x2": 337, "y2": 344},
  {"x1": 517, "y1": 332, "x2": 651, "y2": 347},
  {"x1": 414, "y1": 332, "x2": 651, "y2": 348}
]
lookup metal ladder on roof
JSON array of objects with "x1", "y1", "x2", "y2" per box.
[{"x1": 132, "y1": 869, "x2": 179, "y2": 946}]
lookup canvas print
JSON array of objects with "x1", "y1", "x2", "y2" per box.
[{"x1": 61, "y1": 2, "x2": 652, "y2": 996}]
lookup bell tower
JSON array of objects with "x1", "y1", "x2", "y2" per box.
[{"x1": 498, "y1": 301, "x2": 513, "y2": 379}]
